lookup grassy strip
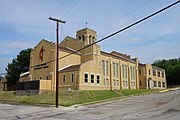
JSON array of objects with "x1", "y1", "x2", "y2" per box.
[{"x1": 0, "y1": 89, "x2": 156, "y2": 107}]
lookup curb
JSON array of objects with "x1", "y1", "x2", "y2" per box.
[
  {"x1": 160, "y1": 87, "x2": 180, "y2": 93},
  {"x1": 73, "y1": 90, "x2": 159, "y2": 108}
]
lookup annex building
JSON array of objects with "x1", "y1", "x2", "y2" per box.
[
  {"x1": 17, "y1": 28, "x2": 166, "y2": 92},
  {"x1": 139, "y1": 64, "x2": 167, "y2": 89}
]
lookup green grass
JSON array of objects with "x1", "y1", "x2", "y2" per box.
[
  {"x1": 0, "y1": 89, "x2": 156, "y2": 107},
  {"x1": 119, "y1": 89, "x2": 156, "y2": 96}
]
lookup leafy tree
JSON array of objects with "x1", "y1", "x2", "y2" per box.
[
  {"x1": 153, "y1": 58, "x2": 180, "y2": 86},
  {"x1": 5, "y1": 48, "x2": 32, "y2": 90}
]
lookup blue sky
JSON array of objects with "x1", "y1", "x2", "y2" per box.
[{"x1": 0, "y1": 0, "x2": 180, "y2": 73}]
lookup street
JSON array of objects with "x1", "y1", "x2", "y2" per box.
[{"x1": 0, "y1": 89, "x2": 180, "y2": 120}]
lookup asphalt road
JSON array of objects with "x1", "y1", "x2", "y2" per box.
[{"x1": 0, "y1": 89, "x2": 180, "y2": 120}]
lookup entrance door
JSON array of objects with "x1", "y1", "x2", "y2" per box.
[{"x1": 148, "y1": 80, "x2": 150, "y2": 89}]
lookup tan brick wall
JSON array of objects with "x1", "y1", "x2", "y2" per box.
[{"x1": 139, "y1": 64, "x2": 167, "y2": 89}]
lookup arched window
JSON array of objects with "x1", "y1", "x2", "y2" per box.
[
  {"x1": 89, "y1": 35, "x2": 92, "y2": 44},
  {"x1": 92, "y1": 36, "x2": 95, "y2": 43},
  {"x1": 78, "y1": 36, "x2": 81, "y2": 40},
  {"x1": 82, "y1": 35, "x2": 85, "y2": 41}
]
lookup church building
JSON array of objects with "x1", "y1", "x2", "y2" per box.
[{"x1": 17, "y1": 28, "x2": 166, "y2": 93}]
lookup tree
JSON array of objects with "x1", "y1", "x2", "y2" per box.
[
  {"x1": 5, "y1": 48, "x2": 32, "y2": 90},
  {"x1": 153, "y1": 58, "x2": 180, "y2": 86}
]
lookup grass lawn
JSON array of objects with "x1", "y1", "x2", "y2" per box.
[{"x1": 0, "y1": 89, "x2": 156, "y2": 107}]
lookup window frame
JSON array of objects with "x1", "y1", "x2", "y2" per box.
[{"x1": 84, "y1": 73, "x2": 88, "y2": 83}]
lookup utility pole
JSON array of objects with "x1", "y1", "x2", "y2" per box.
[{"x1": 49, "y1": 17, "x2": 66, "y2": 108}]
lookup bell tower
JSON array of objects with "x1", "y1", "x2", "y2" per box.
[
  {"x1": 76, "y1": 28, "x2": 100, "y2": 63},
  {"x1": 76, "y1": 28, "x2": 97, "y2": 46}
]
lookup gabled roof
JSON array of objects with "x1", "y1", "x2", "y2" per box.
[
  {"x1": 58, "y1": 46, "x2": 81, "y2": 55},
  {"x1": 59, "y1": 64, "x2": 81, "y2": 73},
  {"x1": 101, "y1": 51, "x2": 136, "y2": 63}
]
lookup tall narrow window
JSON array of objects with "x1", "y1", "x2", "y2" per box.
[
  {"x1": 139, "y1": 69, "x2": 141, "y2": 74},
  {"x1": 162, "y1": 82, "x2": 165, "y2": 87},
  {"x1": 140, "y1": 81, "x2": 142, "y2": 86},
  {"x1": 130, "y1": 67, "x2": 133, "y2": 80},
  {"x1": 84, "y1": 73, "x2": 88, "y2": 83},
  {"x1": 157, "y1": 71, "x2": 160, "y2": 77},
  {"x1": 116, "y1": 63, "x2": 119, "y2": 78},
  {"x1": 113, "y1": 63, "x2": 115, "y2": 78},
  {"x1": 102, "y1": 60, "x2": 105, "y2": 76},
  {"x1": 71, "y1": 72, "x2": 74, "y2": 83},
  {"x1": 46, "y1": 75, "x2": 48, "y2": 80},
  {"x1": 158, "y1": 81, "x2": 161, "y2": 87},
  {"x1": 62, "y1": 74, "x2": 66, "y2": 83},
  {"x1": 106, "y1": 61, "x2": 109, "y2": 76},
  {"x1": 125, "y1": 66, "x2": 128, "y2": 79},
  {"x1": 122, "y1": 65, "x2": 125, "y2": 79},
  {"x1": 97, "y1": 75, "x2": 100, "y2": 84},
  {"x1": 113, "y1": 79, "x2": 116, "y2": 86},
  {"x1": 149, "y1": 69, "x2": 151, "y2": 75},
  {"x1": 82, "y1": 35, "x2": 85, "y2": 41},
  {"x1": 162, "y1": 72, "x2": 164, "y2": 78},
  {"x1": 153, "y1": 69, "x2": 156, "y2": 76},
  {"x1": 91, "y1": 74, "x2": 94, "y2": 83},
  {"x1": 153, "y1": 81, "x2": 157, "y2": 87}
]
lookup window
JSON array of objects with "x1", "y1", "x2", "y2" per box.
[
  {"x1": 122, "y1": 65, "x2": 128, "y2": 79},
  {"x1": 131, "y1": 81, "x2": 135, "y2": 87},
  {"x1": 71, "y1": 73, "x2": 74, "y2": 83},
  {"x1": 105, "y1": 61, "x2": 109, "y2": 76},
  {"x1": 113, "y1": 63, "x2": 116, "y2": 78},
  {"x1": 91, "y1": 74, "x2": 94, "y2": 83},
  {"x1": 97, "y1": 75, "x2": 100, "y2": 84},
  {"x1": 117, "y1": 80, "x2": 119, "y2": 86},
  {"x1": 153, "y1": 81, "x2": 157, "y2": 87},
  {"x1": 149, "y1": 69, "x2": 151, "y2": 75},
  {"x1": 78, "y1": 36, "x2": 81, "y2": 40},
  {"x1": 153, "y1": 69, "x2": 156, "y2": 76},
  {"x1": 116, "y1": 63, "x2": 119, "y2": 78},
  {"x1": 123, "y1": 80, "x2": 128, "y2": 86},
  {"x1": 130, "y1": 67, "x2": 135, "y2": 80},
  {"x1": 62, "y1": 74, "x2": 66, "y2": 83},
  {"x1": 123, "y1": 81, "x2": 125, "y2": 86},
  {"x1": 92, "y1": 36, "x2": 95, "y2": 43},
  {"x1": 82, "y1": 35, "x2": 85, "y2": 41},
  {"x1": 162, "y1": 82, "x2": 165, "y2": 87},
  {"x1": 139, "y1": 69, "x2": 141, "y2": 74},
  {"x1": 46, "y1": 75, "x2": 48, "y2": 80},
  {"x1": 158, "y1": 81, "x2": 161, "y2": 87},
  {"x1": 157, "y1": 71, "x2": 160, "y2": 77},
  {"x1": 140, "y1": 81, "x2": 142, "y2": 86},
  {"x1": 113, "y1": 79, "x2": 116, "y2": 86},
  {"x1": 162, "y1": 72, "x2": 164, "y2": 78},
  {"x1": 102, "y1": 60, "x2": 105, "y2": 76},
  {"x1": 40, "y1": 76, "x2": 42, "y2": 80},
  {"x1": 105, "y1": 79, "x2": 109, "y2": 85},
  {"x1": 89, "y1": 35, "x2": 92, "y2": 44},
  {"x1": 113, "y1": 63, "x2": 119, "y2": 78},
  {"x1": 84, "y1": 73, "x2": 88, "y2": 83},
  {"x1": 34, "y1": 76, "x2": 36, "y2": 80},
  {"x1": 125, "y1": 81, "x2": 128, "y2": 86}
]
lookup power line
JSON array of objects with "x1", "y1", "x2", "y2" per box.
[
  {"x1": 29, "y1": 0, "x2": 180, "y2": 69},
  {"x1": 65, "y1": 0, "x2": 90, "y2": 21},
  {"x1": 5, "y1": 1, "x2": 66, "y2": 49},
  {"x1": 62, "y1": 0, "x2": 81, "y2": 19},
  {"x1": 97, "y1": 0, "x2": 155, "y2": 31}
]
